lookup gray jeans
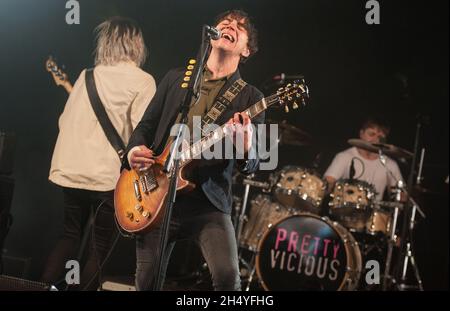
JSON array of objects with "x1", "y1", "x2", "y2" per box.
[{"x1": 135, "y1": 193, "x2": 241, "y2": 291}]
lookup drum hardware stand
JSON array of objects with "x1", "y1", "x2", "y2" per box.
[
  {"x1": 397, "y1": 196, "x2": 425, "y2": 291},
  {"x1": 393, "y1": 116, "x2": 427, "y2": 291},
  {"x1": 381, "y1": 180, "x2": 402, "y2": 291},
  {"x1": 396, "y1": 148, "x2": 426, "y2": 291},
  {"x1": 240, "y1": 253, "x2": 257, "y2": 291},
  {"x1": 234, "y1": 175, "x2": 271, "y2": 291},
  {"x1": 378, "y1": 150, "x2": 426, "y2": 290},
  {"x1": 232, "y1": 195, "x2": 242, "y2": 234},
  {"x1": 235, "y1": 174, "x2": 271, "y2": 245},
  {"x1": 235, "y1": 174, "x2": 254, "y2": 243},
  {"x1": 234, "y1": 173, "x2": 254, "y2": 291}
]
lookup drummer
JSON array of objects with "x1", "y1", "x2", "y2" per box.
[{"x1": 324, "y1": 116, "x2": 404, "y2": 201}]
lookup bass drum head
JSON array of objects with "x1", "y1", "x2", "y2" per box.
[{"x1": 256, "y1": 214, "x2": 362, "y2": 291}]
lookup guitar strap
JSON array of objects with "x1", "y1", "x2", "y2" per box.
[
  {"x1": 200, "y1": 78, "x2": 247, "y2": 132},
  {"x1": 85, "y1": 68, "x2": 126, "y2": 160}
]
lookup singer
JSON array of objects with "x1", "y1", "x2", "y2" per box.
[
  {"x1": 123, "y1": 9, "x2": 263, "y2": 291},
  {"x1": 323, "y1": 116, "x2": 404, "y2": 200}
]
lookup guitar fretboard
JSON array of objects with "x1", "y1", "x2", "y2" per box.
[{"x1": 178, "y1": 93, "x2": 280, "y2": 167}]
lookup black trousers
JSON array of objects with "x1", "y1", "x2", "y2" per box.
[
  {"x1": 135, "y1": 191, "x2": 241, "y2": 291},
  {"x1": 40, "y1": 187, "x2": 116, "y2": 290}
]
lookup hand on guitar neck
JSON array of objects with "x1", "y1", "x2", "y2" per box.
[{"x1": 45, "y1": 56, "x2": 73, "y2": 94}]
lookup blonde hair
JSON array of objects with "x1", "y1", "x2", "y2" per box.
[{"x1": 94, "y1": 17, "x2": 147, "y2": 67}]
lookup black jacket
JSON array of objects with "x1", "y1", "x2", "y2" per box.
[{"x1": 124, "y1": 68, "x2": 265, "y2": 214}]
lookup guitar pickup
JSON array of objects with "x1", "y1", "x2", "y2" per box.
[{"x1": 133, "y1": 180, "x2": 142, "y2": 201}]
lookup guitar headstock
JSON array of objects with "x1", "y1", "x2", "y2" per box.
[
  {"x1": 276, "y1": 78, "x2": 310, "y2": 113},
  {"x1": 45, "y1": 56, "x2": 71, "y2": 90}
]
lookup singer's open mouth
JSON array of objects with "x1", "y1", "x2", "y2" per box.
[{"x1": 222, "y1": 33, "x2": 235, "y2": 43}]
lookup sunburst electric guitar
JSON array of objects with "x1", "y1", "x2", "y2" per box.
[{"x1": 114, "y1": 80, "x2": 310, "y2": 234}]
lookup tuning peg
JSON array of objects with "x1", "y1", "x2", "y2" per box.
[
  {"x1": 284, "y1": 105, "x2": 289, "y2": 113},
  {"x1": 185, "y1": 71, "x2": 192, "y2": 76},
  {"x1": 189, "y1": 59, "x2": 196, "y2": 65},
  {"x1": 187, "y1": 65, "x2": 194, "y2": 70},
  {"x1": 183, "y1": 76, "x2": 191, "y2": 82}
]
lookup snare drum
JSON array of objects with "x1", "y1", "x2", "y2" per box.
[
  {"x1": 329, "y1": 179, "x2": 376, "y2": 232},
  {"x1": 256, "y1": 214, "x2": 362, "y2": 290},
  {"x1": 273, "y1": 166, "x2": 326, "y2": 214}
]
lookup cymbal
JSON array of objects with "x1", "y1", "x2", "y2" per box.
[
  {"x1": 348, "y1": 138, "x2": 413, "y2": 160},
  {"x1": 266, "y1": 119, "x2": 312, "y2": 146}
]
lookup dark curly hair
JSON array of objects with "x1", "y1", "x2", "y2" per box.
[{"x1": 213, "y1": 9, "x2": 258, "y2": 63}]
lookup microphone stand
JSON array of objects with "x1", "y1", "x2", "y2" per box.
[{"x1": 152, "y1": 26, "x2": 213, "y2": 291}]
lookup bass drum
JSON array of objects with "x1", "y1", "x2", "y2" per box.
[{"x1": 256, "y1": 214, "x2": 362, "y2": 291}]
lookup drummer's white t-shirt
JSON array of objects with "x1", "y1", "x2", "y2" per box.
[{"x1": 324, "y1": 147, "x2": 404, "y2": 200}]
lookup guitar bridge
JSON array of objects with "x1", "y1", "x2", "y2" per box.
[{"x1": 140, "y1": 170, "x2": 158, "y2": 194}]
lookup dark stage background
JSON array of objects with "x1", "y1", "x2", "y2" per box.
[{"x1": 0, "y1": 0, "x2": 448, "y2": 290}]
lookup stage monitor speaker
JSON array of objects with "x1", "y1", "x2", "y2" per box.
[
  {"x1": 0, "y1": 131, "x2": 16, "y2": 175},
  {"x1": 0, "y1": 275, "x2": 57, "y2": 291}
]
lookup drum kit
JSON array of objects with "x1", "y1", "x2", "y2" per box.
[{"x1": 232, "y1": 120, "x2": 418, "y2": 291}]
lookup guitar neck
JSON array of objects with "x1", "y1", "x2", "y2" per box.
[
  {"x1": 62, "y1": 82, "x2": 73, "y2": 94},
  {"x1": 178, "y1": 93, "x2": 280, "y2": 168}
]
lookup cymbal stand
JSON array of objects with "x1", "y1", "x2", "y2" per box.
[{"x1": 378, "y1": 150, "x2": 425, "y2": 290}]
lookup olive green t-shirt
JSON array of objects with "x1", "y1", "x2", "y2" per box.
[{"x1": 179, "y1": 69, "x2": 232, "y2": 137}]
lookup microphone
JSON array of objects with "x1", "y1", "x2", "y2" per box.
[
  {"x1": 349, "y1": 158, "x2": 356, "y2": 180},
  {"x1": 273, "y1": 73, "x2": 305, "y2": 81},
  {"x1": 204, "y1": 25, "x2": 221, "y2": 40}
]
